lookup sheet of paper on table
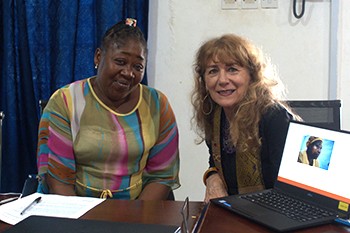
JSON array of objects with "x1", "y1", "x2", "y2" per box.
[{"x1": 0, "y1": 192, "x2": 105, "y2": 225}]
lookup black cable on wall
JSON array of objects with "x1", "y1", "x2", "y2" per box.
[{"x1": 293, "y1": 0, "x2": 306, "y2": 19}]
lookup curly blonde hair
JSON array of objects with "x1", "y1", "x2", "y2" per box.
[{"x1": 191, "y1": 34, "x2": 296, "y2": 154}]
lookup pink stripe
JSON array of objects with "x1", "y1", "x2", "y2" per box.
[
  {"x1": 62, "y1": 92, "x2": 69, "y2": 109},
  {"x1": 48, "y1": 154, "x2": 75, "y2": 168},
  {"x1": 37, "y1": 153, "x2": 48, "y2": 167},
  {"x1": 104, "y1": 114, "x2": 129, "y2": 189},
  {"x1": 159, "y1": 126, "x2": 178, "y2": 146},
  {"x1": 48, "y1": 127, "x2": 74, "y2": 160},
  {"x1": 146, "y1": 132, "x2": 179, "y2": 171}
]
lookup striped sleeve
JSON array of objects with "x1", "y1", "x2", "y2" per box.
[
  {"x1": 36, "y1": 88, "x2": 76, "y2": 193},
  {"x1": 143, "y1": 91, "x2": 180, "y2": 189}
]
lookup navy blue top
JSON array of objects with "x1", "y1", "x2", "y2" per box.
[{"x1": 207, "y1": 104, "x2": 294, "y2": 195}]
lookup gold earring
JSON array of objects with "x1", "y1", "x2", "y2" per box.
[{"x1": 202, "y1": 93, "x2": 213, "y2": 116}]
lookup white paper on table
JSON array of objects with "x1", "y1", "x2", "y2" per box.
[{"x1": 0, "y1": 192, "x2": 105, "y2": 225}]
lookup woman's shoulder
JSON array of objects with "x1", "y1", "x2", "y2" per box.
[
  {"x1": 53, "y1": 78, "x2": 90, "y2": 95},
  {"x1": 141, "y1": 85, "x2": 169, "y2": 102},
  {"x1": 64, "y1": 78, "x2": 90, "y2": 90},
  {"x1": 46, "y1": 78, "x2": 90, "y2": 112},
  {"x1": 142, "y1": 84, "x2": 161, "y2": 94},
  {"x1": 259, "y1": 102, "x2": 294, "y2": 139},
  {"x1": 262, "y1": 102, "x2": 294, "y2": 123}
]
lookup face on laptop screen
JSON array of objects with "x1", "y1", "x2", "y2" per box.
[{"x1": 277, "y1": 121, "x2": 350, "y2": 205}]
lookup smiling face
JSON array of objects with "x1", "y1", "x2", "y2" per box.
[
  {"x1": 204, "y1": 59, "x2": 251, "y2": 114},
  {"x1": 93, "y1": 39, "x2": 146, "y2": 111}
]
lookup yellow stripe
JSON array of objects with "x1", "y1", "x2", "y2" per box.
[{"x1": 76, "y1": 179, "x2": 142, "y2": 199}]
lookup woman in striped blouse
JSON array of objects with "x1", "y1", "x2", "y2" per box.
[{"x1": 36, "y1": 19, "x2": 180, "y2": 200}]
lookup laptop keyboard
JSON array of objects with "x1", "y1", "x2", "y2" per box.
[{"x1": 241, "y1": 190, "x2": 336, "y2": 222}]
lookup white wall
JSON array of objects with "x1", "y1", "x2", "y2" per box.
[
  {"x1": 339, "y1": 1, "x2": 350, "y2": 130},
  {"x1": 147, "y1": 0, "x2": 350, "y2": 201}
]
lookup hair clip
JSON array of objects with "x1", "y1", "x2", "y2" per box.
[{"x1": 125, "y1": 18, "x2": 137, "y2": 27}]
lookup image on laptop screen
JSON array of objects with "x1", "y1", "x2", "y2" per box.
[
  {"x1": 277, "y1": 121, "x2": 350, "y2": 207},
  {"x1": 296, "y1": 136, "x2": 334, "y2": 171}
]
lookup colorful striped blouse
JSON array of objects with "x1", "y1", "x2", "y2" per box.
[{"x1": 37, "y1": 77, "x2": 180, "y2": 199}]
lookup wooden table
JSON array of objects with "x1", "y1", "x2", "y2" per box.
[
  {"x1": 0, "y1": 194, "x2": 349, "y2": 233},
  {"x1": 0, "y1": 195, "x2": 204, "y2": 232},
  {"x1": 82, "y1": 199, "x2": 203, "y2": 227},
  {"x1": 196, "y1": 202, "x2": 350, "y2": 233}
]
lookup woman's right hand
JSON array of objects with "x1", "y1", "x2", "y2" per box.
[{"x1": 204, "y1": 173, "x2": 228, "y2": 203}]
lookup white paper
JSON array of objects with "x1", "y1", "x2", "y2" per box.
[{"x1": 0, "y1": 193, "x2": 105, "y2": 225}]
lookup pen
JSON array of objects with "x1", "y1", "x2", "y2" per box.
[{"x1": 20, "y1": 196, "x2": 41, "y2": 215}]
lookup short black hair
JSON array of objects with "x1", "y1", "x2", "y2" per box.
[{"x1": 100, "y1": 19, "x2": 147, "y2": 55}]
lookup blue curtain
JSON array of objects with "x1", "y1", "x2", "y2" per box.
[{"x1": 0, "y1": 0, "x2": 149, "y2": 192}]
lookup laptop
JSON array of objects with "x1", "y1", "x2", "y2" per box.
[{"x1": 211, "y1": 120, "x2": 350, "y2": 232}]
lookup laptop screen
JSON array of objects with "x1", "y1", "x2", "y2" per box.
[{"x1": 277, "y1": 121, "x2": 350, "y2": 208}]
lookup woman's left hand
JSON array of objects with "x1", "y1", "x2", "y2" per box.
[{"x1": 204, "y1": 173, "x2": 228, "y2": 203}]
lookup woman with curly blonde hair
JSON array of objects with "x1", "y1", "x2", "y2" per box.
[{"x1": 191, "y1": 34, "x2": 300, "y2": 203}]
